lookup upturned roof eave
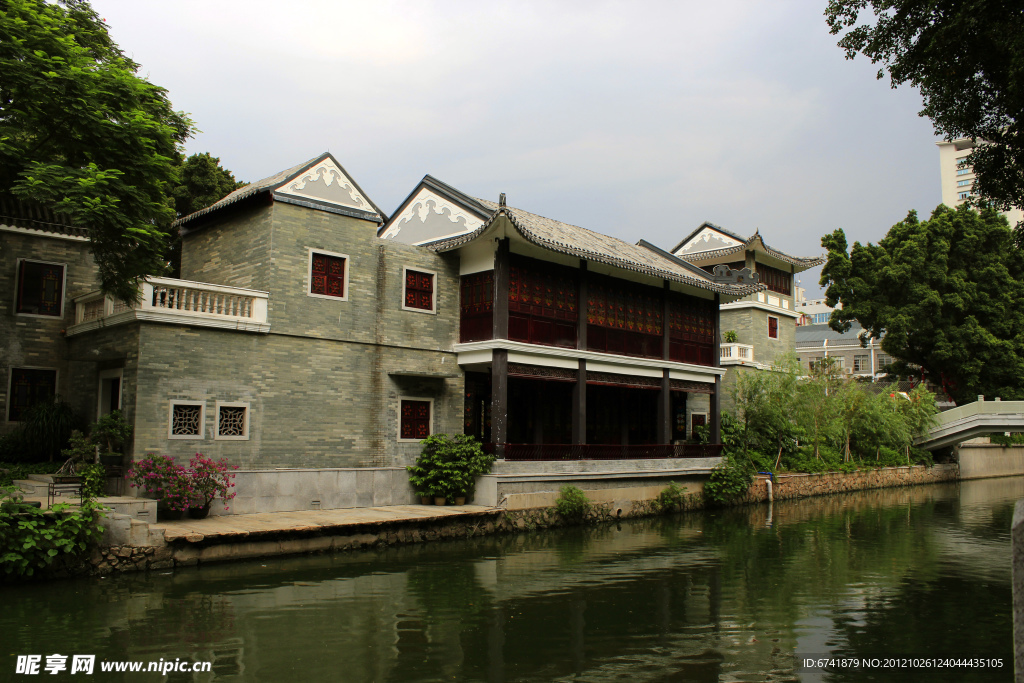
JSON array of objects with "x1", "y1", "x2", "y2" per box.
[{"x1": 429, "y1": 208, "x2": 762, "y2": 298}]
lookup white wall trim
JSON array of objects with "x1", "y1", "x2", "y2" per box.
[
  {"x1": 214, "y1": 401, "x2": 250, "y2": 441},
  {"x1": 168, "y1": 400, "x2": 206, "y2": 440}
]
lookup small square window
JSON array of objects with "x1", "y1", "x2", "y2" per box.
[
  {"x1": 7, "y1": 368, "x2": 57, "y2": 421},
  {"x1": 767, "y1": 315, "x2": 779, "y2": 339},
  {"x1": 168, "y1": 401, "x2": 205, "y2": 439},
  {"x1": 215, "y1": 402, "x2": 250, "y2": 440},
  {"x1": 403, "y1": 268, "x2": 436, "y2": 313},
  {"x1": 308, "y1": 250, "x2": 349, "y2": 300},
  {"x1": 399, "y1": 398, "x2": 431, "y2": 441},
  {"x1": 16, "y1": 260, "x2": 65, "y2": 317}
]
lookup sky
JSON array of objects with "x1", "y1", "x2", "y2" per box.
[{"x1": 91, "y1": 0, "x2": 942, "y2": 297}]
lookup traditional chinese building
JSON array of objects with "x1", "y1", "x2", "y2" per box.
[{"x1": 2, "y1": 153, "x2": 761, "y2": 513}]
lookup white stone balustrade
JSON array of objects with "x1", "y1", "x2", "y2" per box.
[
  {"x1": 69, "y1": 277, "x2": 270, "y2": 335},
  {"x1": 720, "y1": 342, "x2": 754, "y2": 364}
]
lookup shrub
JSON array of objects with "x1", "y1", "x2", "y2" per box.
[
  {"x1": 127, "y1": 455, "x2": 190, "y2": 511},
  {"x1": 990, "y1": 433, "x2": 1024, "y2": 446},
  {"x1": 61, "y1": 430, "x2": 95, "y2": 467},
  {"x1": 0, "y1": 462, "x2": 62, "y2": 488},
  {"x1": 407, "y1": 434, "x2": 494, "y2": 500},
  {"x1": 19, "y1": 399, "x2": 83, "y2": 462},
  {"x1": 188, "y1": 453, "x2": 237, "y2": 509},
  {"x1": 91, "y1": 410, "x2": 132, "y2": 455},
  {"x1": 703, "y1": 456, "x2": 754, "y2": 506},
  {"x1": 78, "y1": 463, "x2": 106, "y2": 500},
  {"x1": 0, "y1": 486, "x2": 104, "y2": 577},
  {"x1": 653, "y1": 481, "x2": 687, "y2": 513},
  {"x1": 555, "y1": 485, "x2": 591, "y2": 521}
]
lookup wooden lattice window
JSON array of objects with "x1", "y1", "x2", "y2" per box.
[
  {"x1": 768, "y1": 315, "x2": 779, "y2": 339},
  {"x1": 400, "y1": 400, "x2": 431, "y2": 440},
  {"x1": 756, "y1": 263, "x2": 792, "y2": 296},
  {"x1": 310, "y1": 252, "x2": 347, "y2": 299},
  {"x1": 7, "y1": 368, "x2": 56, "y2": 421},
  {"x1": 17, "y1": 261, "x2": 64, "y2": 316},
  {"x1": 460, "y1": 271, "x2": 494, "y2": 343},
  {"x1": 404, "y1": 269, "x2": 435, "y2": 311}
]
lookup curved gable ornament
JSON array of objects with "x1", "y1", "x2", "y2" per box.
[
  {"x1": 380, "y1": 188, "x2": 484, "y2": 244},
  {"x1": 276, "y1": 159, "x2": 371, "y2": 212},
  {"x1": 676, "y1": 227, "x2": 743, "y2": 255}
]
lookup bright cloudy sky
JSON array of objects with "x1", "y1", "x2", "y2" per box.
[{"x1": 92, "y1": 0, "x2": 941, "y2": 296}]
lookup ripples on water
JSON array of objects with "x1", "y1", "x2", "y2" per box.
[{"x1": 2, "y1": 478, "x2": 1020, "y2": 682}]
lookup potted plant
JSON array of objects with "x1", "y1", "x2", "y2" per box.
[
  {"x1": 186, "y1": 453, "x2": 237, "y2": 518},
  {"x1": 92, "y1": 410, "x2": 132, "y2": 467},
  {"x1": 406, "y1": 434, "x2": 495, "y2": 506},
  {"x1": 723, "y1": 330, "x2": 738, "y2": 343},
  {"x1": 126, "y1": 454, "x2": 189, "y2": 520}
]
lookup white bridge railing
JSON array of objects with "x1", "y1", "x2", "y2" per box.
[{"x1": 71, "y1": 277, "x2": 269, "y2": 334}]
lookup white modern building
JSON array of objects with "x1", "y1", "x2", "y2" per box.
[{"x1": 937, "y1": 138, "x2": 1024, "y2": 227}]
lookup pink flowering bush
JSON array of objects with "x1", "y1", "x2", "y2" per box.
[
  {"x1": 188, "y1": 453, "x2": 237, "y2": 510},
  {"x1": 126, "y1": 454, "x2": 191, "y2": 511},
  {"x1": 127, "y1": 453, "x2": 238, "y2": 512}
]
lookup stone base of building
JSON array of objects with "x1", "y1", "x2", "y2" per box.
[{"x1": 958, "y1": 444, "x2": 1024, "y2": 480}]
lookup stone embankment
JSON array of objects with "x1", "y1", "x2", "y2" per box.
[{"x1": 9, "y1": 463, "x2": 960, "y2": 581}]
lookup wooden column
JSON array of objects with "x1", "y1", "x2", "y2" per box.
[
  {"x1": 491, "y1": 238, "x2": 511, "y2": 457},
  {"x1": 710, "y1": 293, "x2": 722, "y2": 445},
  {"x1": 492, "y1": 349, "x2": 508, "y2": 458},
  {"x1": 572, "y1": 260, "x2": 588, "y2": 444},
  {"x1": 493, "y1": 238, "x2": 510, "y2": 340},
  {"x1": 659, "y1": 281, "x2": 671, "y2": 444},
  {"x1": 572, "y1": 360, "x2": 587, "y2": 444}
]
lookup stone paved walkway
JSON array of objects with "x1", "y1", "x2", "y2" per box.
[{"x1": 151, "y1": 504, "x2": 499, "y2": 542}]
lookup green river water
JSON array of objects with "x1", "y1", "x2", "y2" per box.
[{"x1": 2, "y1": 476, "x2": 1020, "y2": 682}]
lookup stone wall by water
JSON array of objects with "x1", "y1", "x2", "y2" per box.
[{"x1": 736, "y1": 464, "x2": 959, "y2": 504}]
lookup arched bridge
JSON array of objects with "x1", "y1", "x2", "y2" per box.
[{"x1": 916, "y1": 400, "x2": 1024, "y2": 450}]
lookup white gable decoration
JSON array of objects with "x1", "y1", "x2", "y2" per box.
[
  {"x1": 674, "y1": 227, "x2": 743, "y2": 255},
  {"x1": 275, "y1": 158, "x2": 374, "y2": 213},
  {"x1": 380, "y1": 187, "x2": 484, "y2": 245}
]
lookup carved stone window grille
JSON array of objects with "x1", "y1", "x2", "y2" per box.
[
  {"x1": 310, "y1": 252, "x2": 347, "y2": 298},
  {"x1": 169, "y1": 402, "x2": 204, "y2": 439},
  {"x1": 404, "y1": 269, "x2": 435, "y2": 311},
  {"x1": 216, "y1": 404, "x2": 249, "y2": 440}
]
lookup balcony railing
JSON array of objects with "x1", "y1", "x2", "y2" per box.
[
  {"x1": 485, "y1": 443, "x2": 724, "y2": 461},
  {"x1": 720, "y1": 343, "x2": 754, "y2": 363},
  {"x1": 69, "y1": 277, "x2": 270, "y2": 335}
]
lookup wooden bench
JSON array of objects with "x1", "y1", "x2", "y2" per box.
[{"x1": 47, "y1": 476, "x2": 83, "y2": 507}]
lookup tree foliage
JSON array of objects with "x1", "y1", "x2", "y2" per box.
[
  {"x1": 821, "y1": 204, "x2": 1024, "y2": 403},
  {"x1": 172, "y1": 152, "x2": 245, "y2": 218},
  {"x1": 0, "y1": 0, "x2": 193, "y2": 302},
  {"x1": 826, "y1": 0, "x2": 1024, "y2": 225}
]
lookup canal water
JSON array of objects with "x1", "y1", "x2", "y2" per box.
[{"x1": 2, "y1": 477, "x2": 1019, "y2": 682}]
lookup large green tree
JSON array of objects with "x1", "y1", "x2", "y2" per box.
[
  {"x1": 821, "y1": 204, "x2": 1024, "y2": 403},
  {"x1": 826, "y1": 1, "x2": 1024, "y2": 226},
  {"x1": 0, "y1": 0, "x2": 193, "y2": 302},
  {"x1": 172, "y1": 152, "x2": 245, "y2": 219}
]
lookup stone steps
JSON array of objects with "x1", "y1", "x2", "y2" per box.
[{"x1": 12, "y1": 479, "x2": 47, "y2": 496}]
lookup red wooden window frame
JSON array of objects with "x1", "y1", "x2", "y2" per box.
[
  {"x1": 400, "y1": 400, "x2": 431, "y2": 440},
  {"x1": 768, "y1": 315, "x2": 779, "y2": 339},
  {"x1": 756, "y1": 263, "x2": 792, "y2": 296},
  {"x1": 310, "y1": 253, "x2": 346, "y2": 298},
  {"x1": 17, "y1": 261, "x2": 64, "y2": 316},
  {"x1": 404, "y1": 270, "x2": 435, "y2": 311}
]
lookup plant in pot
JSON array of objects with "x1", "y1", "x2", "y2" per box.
[
  {"x1": 126, "y1": 454, "x2": 190, "y2": 520},
  {"x1": 91, "y1": 410, "x2": 132, "y2": 467},
  {"x1": 185, "y1": 453, "x2": 237, "y2": 519},
  {"x1": 407, "y1": 434, "x2": 495, "y2": 506},
  {"x1": 723, "y1": 330, "x2": 738, "y2": 343}
]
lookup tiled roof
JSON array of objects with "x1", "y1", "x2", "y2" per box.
[
  {"x1": 429, "y1": 202, "x2": 763, "y2": 297},
  {"x1": 173, "y1": 155, "x2": 321, "y2": 228},
  {"x1": 0, "y1": 196, "x2": 88, "y2": 239},
  {"x1": 673, "y1": 222, "x2": 824, "y2": 271},
  {"x1": 795, "y1": 322, "x2": 872, "y2": 344}
]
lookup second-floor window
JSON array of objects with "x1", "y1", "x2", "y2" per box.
[
  {"x1": 16, "y1": 260, "x2": 65, "y2": 317},
  {"x1": 767, "y1": 315, "x2": 779, "y2": 339},
  {"x1": 756, "y1": 263, "x2": 792, "y2": 296},
  {"x1": 309, "y1": 251, "x2": 348, "y2": 300},
  {"x1": 403, "y1": 269, "x2": 435, "y2": 312}
]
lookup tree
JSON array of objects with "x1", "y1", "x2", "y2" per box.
[
  {"x1": 821, "y1": 204, "x2": 1024, "y2": 404},
  {"x1": 166, "y1": 153, "x2": 245, "y2": 275},
  {"x1": 825, "y1": 1, "x2": 1024, "y2": 226},
  {"x1": 172, "y1": 152, "x2": 245, "y2": 218},
  {"x1": 0, "y1": 0, "x2": 193, "y2": 302}
]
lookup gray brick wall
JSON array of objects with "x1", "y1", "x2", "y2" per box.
[
  {"x1": 180, "y1": 203, "x2": 274, "y2": 291},
  {"x1": 0, "y1": 231, "x2": 101, "y2": 432}
]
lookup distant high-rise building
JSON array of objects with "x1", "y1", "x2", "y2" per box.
[{"x1": 936, "y1": 138, "x2": 1023, "y2": 227}]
